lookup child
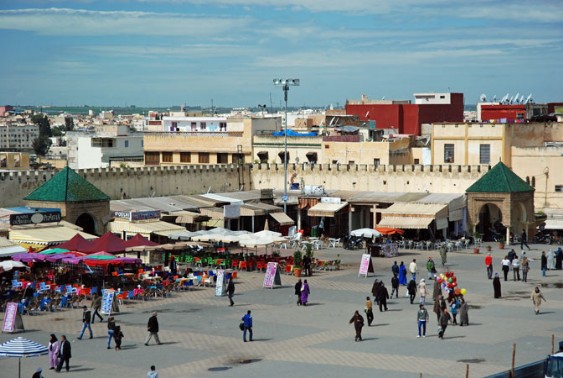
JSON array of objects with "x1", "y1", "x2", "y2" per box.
[
  {"x1": 113, "y1": 325, "x2": 124, "y2": 350},
  {"x1": 450, "y1": 298, "x2": 459, "y2": 325}
]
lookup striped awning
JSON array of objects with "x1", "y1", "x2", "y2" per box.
[
  {"x1": 269, "y1": 211, "x2": 295, "y2": 226},
  {"x1": 378, "y1": 216, "x2": 434, "y2": 230},
  {"x1": 308, "y1": 202, "x2": 348, "y2": 218}
]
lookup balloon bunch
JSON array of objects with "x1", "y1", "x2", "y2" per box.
[{"x1": 436, "y1": 271, "x2": 467, "y2": 297}]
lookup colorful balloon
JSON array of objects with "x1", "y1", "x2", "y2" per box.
[{"x1": 460, "y1": 288, "x2": 467, "y2": 295}]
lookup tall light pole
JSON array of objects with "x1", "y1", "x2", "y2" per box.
[{"x1": 273, "y1": 79, "x2": 299, "y2": 213}]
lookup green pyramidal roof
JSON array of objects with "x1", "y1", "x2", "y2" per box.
[
  {"x1": 24, "y1": 167, "x2": 110, "y2": 202},
  {"x1": 466, "y1": 161, "x2": 534, "y2": 193}
]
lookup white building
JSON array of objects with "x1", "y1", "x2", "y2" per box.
[
  {"x1": 66, "y1": 125, "x2": 144, "y2": 169},
  {"x1": 0, "y1": 122, "x2": 39, "y2": 150}
]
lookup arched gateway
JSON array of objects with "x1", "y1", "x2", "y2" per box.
[{"x1": 466, "y1": 161, "x2": 534, "y2": 242}]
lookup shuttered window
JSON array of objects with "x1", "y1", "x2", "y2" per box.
[{"x1": 479, "y1": 144, "x2": 490, "y2": 164}]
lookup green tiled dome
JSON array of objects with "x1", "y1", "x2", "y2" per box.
[
  {"x1": 466, "y1": 161, "x2": 534, "y2": 193},
  {"x1": 24, "y1": 167, "x2": 110, "y2": 202}
]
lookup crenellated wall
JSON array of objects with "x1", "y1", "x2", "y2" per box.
[{"x1": 0, "y1": 163, "x2": 490, "y2": 208}]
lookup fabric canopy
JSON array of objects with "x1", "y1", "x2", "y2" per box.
[
  {"x1": 377, "y1": 216, "x2": 433, "y2": 230},
  {"x1": 375, "y1": 227, "x2": 405, "y2": 236},
  {"x1": 57, "y1": 234, "x2": 93, "y2": 252},
  {"x1": 84, "y1": 232, "x2": 127, "y2": 254},
  {"x1": 269, "y1": 211, "x2": 295, "y2": 226},
  {"x1": 0, "y1": 260, "x2": 28, "y2": 271},
  {"x1": 122, "y1": 234, "x2": 159, "y2": 249},
  {"x1": 307, "y1": 202, "x2": 348, "y2": 218}
]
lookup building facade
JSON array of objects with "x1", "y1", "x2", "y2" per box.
[{"x1": 0, "y1": 122, "x2": 39, "y2": 151}]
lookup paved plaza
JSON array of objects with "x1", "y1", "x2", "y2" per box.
[{"x1": 1, "y1": 242, "x2": 562, "y2": 378}]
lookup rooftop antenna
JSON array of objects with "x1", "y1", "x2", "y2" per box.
[
  {"x1": 492, "y1": 95, "x2": 497, "y2": 102},
  {"x1": 524, "y1": 94, "x2": 533, "y2": 104},
  {"x1": 519, "y1": 95, "x2": 524, "y2": 104},
  {"x1": 514, "y1": 93, "x2": 520, "y2": 104}
]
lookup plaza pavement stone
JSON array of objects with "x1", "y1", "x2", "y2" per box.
[{"x1": 1, "y1": 242, "x2": 561, "y2": 377}]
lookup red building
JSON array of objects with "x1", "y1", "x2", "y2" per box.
[
  {"x1": 345, "y1": 93, "x2": 463, "y2": 135},
  {"x1": 479, "y1": 104, "x2": 526, "y2": 122}
]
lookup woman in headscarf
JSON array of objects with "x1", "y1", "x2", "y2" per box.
[
  {"x1": 531, "y1": 286, "x2": 547, "y2": 315},
  {"x1": 48, "y1": 334, "x2": 59, "y2": 370},
  {"x1": 555, "y1": 247, "x2": 563, "y2": 270},
  {"x1": 398, "y1": 261, "x2": 408, "y2": 286},
  {"x1": 300, "y1": 279, "x2": 310, "y2": 306},
  {"x1": 418, "y1": 279, "x2": 427, "y2": 305},
  {"x1": 547, "y1": 249, "x2": 556, "y2": 270},
  {"x1": 349, "y1": 310, "x2": 364, "y2": 342},
  {"x1": 459, "y1": 297, "x2": 469, "y2": 326},
  {"x1": 493, "y1": 273, "x2": 502, "y2": 298}
]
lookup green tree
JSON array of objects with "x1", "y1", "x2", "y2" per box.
[
  {"x1": 32, "y1": 136, "x2": 52, "y2": 156},
  {"x1": 31, "y1": 114, "x2": 52, "y2": 137}
]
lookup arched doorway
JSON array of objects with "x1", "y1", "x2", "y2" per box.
[
  {"x1": 75, "y1": 213, "x2": 96, "y2": 235},
  {"x1": 477, "y1": 203, "x2": 506, "y2": 241}
]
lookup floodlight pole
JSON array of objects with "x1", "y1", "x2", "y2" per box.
[{"x1": 273, "y1": 79, "x2": 299, "y2": 213}]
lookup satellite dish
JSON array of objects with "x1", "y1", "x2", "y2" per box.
[
  {"x1": 524, "y1": 94, "x2": 533, "y2": 104},
  {"x1": 479, "y1": 94, "x2": 487, "y2": 102},
  {"x1": 492, "y1": 95, "x2": 497, "y2": 102}
]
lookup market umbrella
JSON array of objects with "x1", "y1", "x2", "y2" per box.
[
  {"x1": 350, "y1": 228, "x2": 382, "y2": 238},
  {"x1": 39, "y1": 248, "x2": 70, "y2": 255},
  {"x1": 375, "y1": 227, "x2": 405, "y2": 236},
  {"x1": 0, "y1": 260, "x2": 29, "y2": 272},
  {"x1": 0, "y1": 336, "x2": 48, "y2": 378}
]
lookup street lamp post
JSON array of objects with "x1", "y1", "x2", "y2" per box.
[{"x1": 273, "y1": 79, "x2": 300, "y2": 213}]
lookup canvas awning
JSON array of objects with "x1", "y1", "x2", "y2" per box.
[
  {"x1": 308, "y1": 202, "x2": 348, "y2": 218},
  {"x1": 108, "y1": 220, "x2": 185, "y2": 237},
  {"x1": 544, "y1": 219, "x2": 563, "y2": 230},
  {"x1": 8, "y1": 225, "x2": 98, "y2": 246},
  {"x1": 0, "y1": 237, "x2": 27, "y2": 257},
  {"x1": 161, "y1": 211, "x2": 209, "y2": 224},
  {"x1": 269, "y1": 211, "x2": 295, "y2": 226},
  {"x1": 377, "y1": 216, "x2": 434, "y2": 230},
  {"x1": 379, "y1": 202, "x2": 448, "y2": 229}
]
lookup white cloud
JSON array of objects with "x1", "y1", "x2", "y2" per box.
[{"x1": 0, "y1": 8, "x2": 250, "y2": 37}]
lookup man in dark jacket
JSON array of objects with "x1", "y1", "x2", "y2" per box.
[
  {"x1": 227, "y1": 278, "x2": 235, "y2": 306},
  {"x1": 376, "y1": 283, "x2": 389, "y2": 312},
  {"x1": 144, "y1": 312, "x2": 161, "y2": 346},
  {"x1": 56, "y1": 335, "x2": 71, "y2": 372},
  {"x1": 294, "y1": 279, "x2": 302, "y2": 305},
  {"x1": 91, "y1": 293, "x2": 103, "y2": 323},
  {"x1": 78, "y1": 306, "x2": 93, "y2": 340}
]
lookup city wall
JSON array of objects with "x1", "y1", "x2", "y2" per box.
[{"x1": 0, "y1": 163, "x2": 490, "y2": 208}]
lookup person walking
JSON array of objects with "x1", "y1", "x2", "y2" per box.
[
  {"x1": 227, "y1": 277, "x2": 235, "y2": 307},
  {"x1": 48, "y1": 334, "x2": 59, "y2": 370},
  {"x1": 426, "y1": 257, "x2": 436, "y2": 280},
  {"x1": 390, "y1": 274, "x2": 399, "y2": 299},
  {"x1": 541, "y1": 251, "x2": 548, "y2": 277},
  {"x1": 113, "y1": 325, "x2": 124, "y2": 350},
  {"x1": 147, "y1": 365, "x2": 159, "y2": 378},
  {"x1": 303, "y1": 253, "x2": 312, "y2": 277},
  {"x1": 294, "y1": 279, "x2": 302, "y2": 305},
  {"x1": 55, "y1": 335, "x2": 71, "y2": 372},
  {"x1": 438, "y1": 308, "x2": 451, "y2": 339},
  {"x1": 91, "y1": 293, "x2": 103, "y2": 323},
  {"x1": 459, "y1": 297, "x2": 469, "y2": 326},
  {"x1": 418, "y1": 279, "x2": 427, "y2": 305},
  {"x1": 493, "y1": 273, "x2": 502, "y2": 298},
  {"x1": 485, "y1": 253, "x2": 493, "y2": 279},
  {"x1": 169, "y1": 255, "x2": 178, "y2": 276},
  {"x1": 242, "y1": 310, "x2": 253, "y2": 342},
  {"x1": 349, "y1": 310, "x2": 364, "y2": 342},
  {"x1": 364, "y1": 296, "x2": 374, "y2": 326},
  {"x1": 416, "y1": 304, "x2": 429, "y2": 338},
  {"x1": 547, "y1": 249, "x2": 556, "y2": 270},
  {"x1": 521, "y1": 254, "x2": 530, "y2": 282},
  {"x1": 300, "y1": 279, "x2": 310, "y2": 306},
  {"x1": 32, "y1": 368, "x2": 44, "y2": 378},
  {"x1": 439, "y1": 243, "x2": 448, "y2": 267},
  {"x1": 107, "y1": 316, "x2": 116, "y2": 349},
  {"x1": 450, "y1": 297, "x2": 459, "y2": 325},
  {"x1": 398, "y1": 261, "x2": 407, "y2": 286},
  {"x1": 144, "y1": 312, "x2": 161, "y2": 346},
  {"x1": 530, "y1": 286, "x2": 546, "y2": 315},
  {"x1": 432, "y1": 278, "x2": 441, "y2": 301},
  {"x1": 77, "y1": 305, "x2": 93, "y2": 340},
  {"x1": 376, "y1": 283, "x2": 389, "y2": 312},
  {"x1": 391, "y1": 261, "x2": 399, "y2": 277},
  {"x1": 407, "y1": 279, "x2": 417, "y2": 304},
  {"x1": 371, "y1": 279, "x2": 381, "y2": 305},
  {"x1": 501, "y1": 256, "x2": 510, "y2": 282},
  {"x1": 512, "y1": 256, "x2": 521, "y2": 281},
  {"x1": 556, "y1": 247, "x2": 563, "y2": 270},
  {"x1": 409, "y1": 259, "x2": 418, "y2": 281},
  {"x1": 521, "y1": 229, "x2": 530, "y2": 250},
  {"x1": 433, "y1": 295, "x2": 445, "y2": 323}
]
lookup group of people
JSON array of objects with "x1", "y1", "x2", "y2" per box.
[
  {"x1": 47, "y1": 333, "x2": 72, "y2": 372},
  {"x1": 294, "y1": 279, "x2": 311, "y2": 306}
]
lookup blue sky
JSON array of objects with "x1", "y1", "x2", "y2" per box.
[{"x1": 0, "y1": 0, "x2": 561, "y2": 108}]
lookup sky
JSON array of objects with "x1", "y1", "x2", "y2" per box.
[{"x1": 0, "y1": 0, "x2": 562, "y2": 108}]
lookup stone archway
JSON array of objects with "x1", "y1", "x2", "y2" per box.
[
  {"x1": 75, "y1": 213, "x2": 96, "y2": 235},
  {"x1": 476, "y1": 203, "x2": 506, "y2": 241}
]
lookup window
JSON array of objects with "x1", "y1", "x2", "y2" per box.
[
  {"x1": 414, "y1": 159, "x2": 420, "y2": 165},
  {"x1": 444, "y1": 144, "x2": 454, "y2": 163},
  {"x1": 232, "y1": 154, "x2": 243, "y2": 164},
  {"x1": 191, "y1": 122, "x2": 197, "y2": 131},
  {"x1": 180, "y1": 152, "x2": 191, "y2": 163},
  {"x1": 217, "y1": 153, "x2": 228, "y2": 164},
  {"x1": 145, "y1": 152, "x2": 159, "y2": 165},
  {"x1": 124, "y1": 140, "x2": 129, "y2": 148},
  {"x1": 162, "y1": 152, "x2": 173, "y2": 163},
  {"x1": 198, "y1": 153, "x2": 209, "y2": 163},
  {"x1": 479, "y1": 144, "x2": 490, "y2": 164},
  {"x1": 374, "y1": 158, "x2": 380, "y2": 167},
  {"x1": 200, "y1": 122, "x2": 207, "y2": 131},
  {"x1": 220, "y1": 122, "x2": 227, "y2": 131},
  {"x1": 555, "y1": 185, "x2": 563, "y2": 192}
]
